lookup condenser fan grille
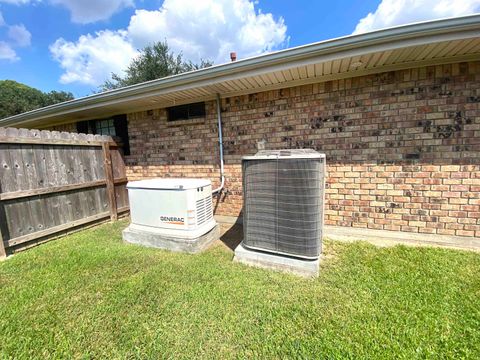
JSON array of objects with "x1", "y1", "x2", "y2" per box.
[{"x1": 242, "y1": 151, "x2": 325, "y2": 259}]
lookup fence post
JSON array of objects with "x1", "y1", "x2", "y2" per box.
[
  {"x1": 0, "y1": 206, "x2": 6, "y2": 258},
  {"x1": 0, "y1": 226, "x2": 6, "y2": 259},
  {"x1": 102, "y1": 141, "x2": 118, "y2": 221},
  {"x1": 0, "y1": 192, "x2": 6, "y2": 258}
]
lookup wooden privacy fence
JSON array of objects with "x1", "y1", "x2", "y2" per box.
[{"x1": 0, "y1": 127, "x2": 129, "y2": 257}]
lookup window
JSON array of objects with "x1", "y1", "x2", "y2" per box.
[
  {"x1": 167, "y1": 102, "x2": 205, "y2": 122},
  {"x1": 76, "y1": 114, "x2": 130, "y2": 155},
  {"x1": 95, "y1": 119, "x2": 116, "y2": 136}
]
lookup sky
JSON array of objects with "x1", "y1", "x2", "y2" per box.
[{"x1": 0, "y1": 0, "x2": 479, "y2": 98}]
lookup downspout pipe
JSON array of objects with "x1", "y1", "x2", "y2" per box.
[{"x1": 212, "y1": 93, "x2": 225, "y2": 194}]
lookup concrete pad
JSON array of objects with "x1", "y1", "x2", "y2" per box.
[
  {"x1": 233, "y1": 242, "x2": 320, "y2": 277},
  {"x1": 324, "y1": 225, "x2": 480, "y2": 251},
  {"x1": 123, "y1": 224, "x2": 220, "y2": 254},
  {"x1": 215, "y1": 215, "x2": 243, "y2": 225},
  {"x1": 215, "y1": 216, "x2": 480, "y2": 252}
]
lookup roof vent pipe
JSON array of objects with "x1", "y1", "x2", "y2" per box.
[
  {"x1": 212, "y1": 93, "x2": 225, "y2": 194},
  {"x1": 230, "y1": 52, "x2": 237, "y2": 62}
]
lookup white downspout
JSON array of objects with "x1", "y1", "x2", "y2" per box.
[{"x1": 212, "y1": 93, "x2": 225, "y2": 194}]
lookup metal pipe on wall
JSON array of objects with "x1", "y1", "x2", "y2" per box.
[{"x1": 212, "y1": 93, "x2": 225, "y2": 194}]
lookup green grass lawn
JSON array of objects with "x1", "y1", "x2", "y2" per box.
[{"x1": 0, "y1": 220, "x2": 479, "y2": 359}]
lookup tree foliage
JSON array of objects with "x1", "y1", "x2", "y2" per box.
[
  {"x1": 101, "y1": 41, "x2": 213, "y2": 91},
  {"x1": 0, "y1": 80, "x2": 74, "y2": 119}
]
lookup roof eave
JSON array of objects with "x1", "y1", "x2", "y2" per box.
[{"x1": 2, "y1": 14, "x2": 480, "y2": 127}]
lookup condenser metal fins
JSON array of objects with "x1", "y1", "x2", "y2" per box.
[{"x1": 242, "y1": 149, "x2": 325, "y2": 259}]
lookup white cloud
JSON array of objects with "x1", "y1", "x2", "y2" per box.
[
  {"x1": 50, "y1": 30, "x2": 138, "y2": 85},
  {"x1": 0, "y1": 0, "x2": 33, "y2": 4},
  {"x1": 128, "y1": 0, "x2": 287, "y2": 64},
  {"x1": 0, "y1": 0, "x2": 132, "y2": 23},
  {"x1": 8, "y1": 24, "x2": 31, "y2": 46},
  {"x1": 353, "y1": 0, "x2": 480, "y2": 34},
  {"x1": 50, "y1": 0, "x2": 287, "y2": 86},
  {"x1": 0, "y1": 41, "x2": 18, "y2": 61},
  {"x1": 50, "y1": 0, "x2": 134, "y2": 24},
  {"x1": 0, "y1": 12, "x2": 31, "y2": 61}
]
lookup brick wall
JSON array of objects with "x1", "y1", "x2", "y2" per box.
[{"x1": 93, "y1": 62, "x2": 480, "y2": 237}]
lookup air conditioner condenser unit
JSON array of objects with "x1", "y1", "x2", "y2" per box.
[{"x1": 234, "y1": 149, "x2": 326, "y2": 276}]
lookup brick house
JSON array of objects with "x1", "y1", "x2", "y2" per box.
[{"x1": 2, "y1": 16, "x2": 479, "y2": 239}]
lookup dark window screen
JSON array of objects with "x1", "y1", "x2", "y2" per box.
[{"x1": 167, "y1": 102, "x2": 205, "y2": 121}]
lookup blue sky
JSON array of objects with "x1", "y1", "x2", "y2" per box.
[{"x1": 0, "y1": 0, "x2": 479, "y2": 98}]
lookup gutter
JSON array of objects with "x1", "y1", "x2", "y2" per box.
[{"x1": 1, "y1": 14, "x2": 480, "y2": 127}]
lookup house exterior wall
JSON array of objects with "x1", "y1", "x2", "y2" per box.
[
  {"x1": 41, "y1": 61, "x2": 480, "y2": 238},
  {"x1": 125, "y1": 61, "x2": 480, "y2": 237}
]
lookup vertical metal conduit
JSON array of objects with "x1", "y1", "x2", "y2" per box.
[{"x1": 212, "y1": 93, "x2": 225, "y2": 194}]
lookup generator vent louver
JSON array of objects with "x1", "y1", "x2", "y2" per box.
[
  {"x1": 242, "y1": 149, "x2": 325, "y2": 259},
  {"x1": 196, "y1": 197, "x2": 213, "y2": 226}
]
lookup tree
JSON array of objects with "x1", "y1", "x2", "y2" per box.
[
  {"x1": 0, "y1": 80, "x2": 74, "y2": 119},
  {"x1": 101, "y1": 41, "x2": 213, "y2": 91},
  {"x1": 44, "y1": 90, "x2": 75, "y2": 106}
]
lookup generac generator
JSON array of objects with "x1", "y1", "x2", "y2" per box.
[{"x1": 127, "y1": 178, "x2": 216, "y2": 239}]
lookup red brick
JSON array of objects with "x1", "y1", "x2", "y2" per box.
[{"x1": 456, "y1": 230, "x2": 475, "y2": 237}]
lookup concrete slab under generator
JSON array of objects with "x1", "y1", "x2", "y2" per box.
[{"x1": 123, "y1": 224, "x2": 220, "y2": 253}]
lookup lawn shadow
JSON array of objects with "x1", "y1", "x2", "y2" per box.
[{"x1": 218, "y1": 214, "x2": 243, "y2": 251}]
